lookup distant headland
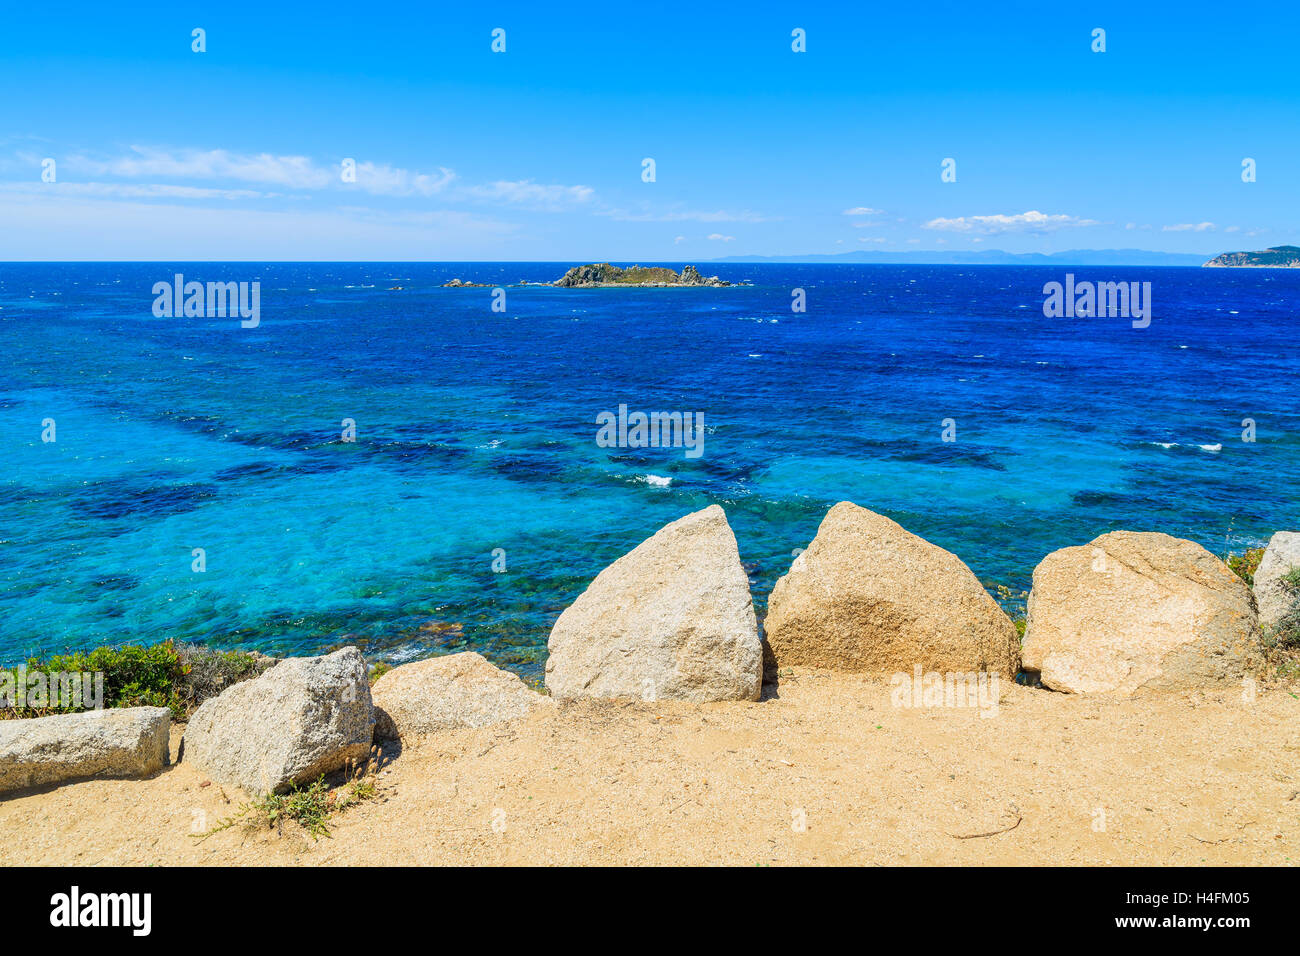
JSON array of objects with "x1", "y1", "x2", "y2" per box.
[{"x1": 1203, "y1": 245, "x2": 1300, "y2": 268}]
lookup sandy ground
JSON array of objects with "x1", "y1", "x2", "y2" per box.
[{"x1": 1, "y1": 669, "x2": 1297, "y2": 866}]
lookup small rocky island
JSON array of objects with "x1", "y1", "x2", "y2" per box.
[
  {"x1": 554, "y1": 264, "x2": 730, "y2": 287},
  {"x1": 441, "y1": 264, "x2": 731, "y2": 288},
  {"x1": 1203, "y1": 245, "x2": 1300, "y2": 268}
]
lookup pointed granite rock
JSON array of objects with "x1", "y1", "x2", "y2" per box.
[
  {"x1": 545, "y1": 505, "x2": 761, "y2": 702},
  {"x1": 763, "y1": 502, "x2": 1021, "y2": 679}
]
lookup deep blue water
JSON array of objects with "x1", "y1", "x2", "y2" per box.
[{"x1": 2, "y1": 263, "x2": 1297, "y2": 677}]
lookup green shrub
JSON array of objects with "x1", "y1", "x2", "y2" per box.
[
  {"x1": 2, "y1": 640, "x2": 187, "y2": 719},
  {"x1": 3, "y1": 641, "x2": 274, "y2": 720},
  {"x1": 175, "y1": 644, "x2": 274, "y2": 712}
]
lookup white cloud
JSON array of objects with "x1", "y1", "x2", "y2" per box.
[
  {"x1": 1162, "y1": 221, "x2": 1216, "y2": 232},
  {"x1": 48, "y1": 146, "x2": 589, "y2": 208},
  {"x1": 352, "y1": 161, "x2": 455, "y2": 197},
  {"x1": 70, "y1": 146, "x2": 335, "y2": 189},
  {"x1": 857, "y1": 237, "x2": 886, "y2": 243},
  {"x1": 461, "y1": 179, "x2": 594, "y2": 207},
  {"x1": 3, "y1": 182, "x2": 277, "y2": 201},
  {"x1": 923, "y1": 210, "x2": 1099, "y2": 234},
  {"x1": 706, "y1": 233, "x2": 735, "y2": 241},
  {"x1": 842, "y1": 206, "x2": 883, "y2": 216}
]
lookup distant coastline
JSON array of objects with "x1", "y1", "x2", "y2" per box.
[
  {"x1": 708, "y1": 249, "x2": 1211, "y2": 266},
  {"x1": 1202, "y1": 245, "x2": 1300, "y2": 268}
]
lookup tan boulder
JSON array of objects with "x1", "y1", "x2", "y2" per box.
[
  {"x1": 372, "y1": 652, "x2": 551, "y2": 740},
  {"x1": 545, "y1": 505, "x2": 762, "y2": 702},
  {"x1": 1022, "y1": 531, "x2": 1261, "y2": 695},
  {"x1": 763, "y1": 502, "x2": 1020, "y2": 678}
]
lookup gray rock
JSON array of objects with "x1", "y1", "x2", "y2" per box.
[
  {"x1": 372, "y1": 651, "x2": 552, "y2": 740},
  {"x1": 182, "y1": 647, "x2": 374, "y2": 794},
  {"x1": 545, "y1": 505, "x2": 762, "y2": 701},
  {"x1": 0, "y1": 707, "x2": 170, "y2": 794},
  {"x1": 1254, "y1": 532, "x2": 1300, "y2": 630}
]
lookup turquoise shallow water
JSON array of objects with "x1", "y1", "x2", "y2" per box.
[{"x1": 2, "y1": 263, "x2": 1297, "y2": 678}]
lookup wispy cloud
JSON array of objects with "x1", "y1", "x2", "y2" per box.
[
  {"x1": 69, "y1": 146, "x2": 334, "y2": 189},
  {"x1": 351, "y1": 161, "x2": 455, "y2": 197},
  {"x1": 923, "y1": 210, "x2": 1100, "y2": 234},
  {"x1": 3, "y1": 181, "x2": 278, "y2": 201},
  {"x1": 1161, "y1": 221, "x2": 1216, "y2": 232},
  {"x1": 706, "y1": 233, "x2": 735, "y2": 241},
  {"x1": 461, "y1": 179, "x2": 594, "y2": 208},
  {"x1": 32, "y1": 146, "x2": 587, "y2": 207},
  {"x1": 601, "y1": 206, "x2": 770, "y2": 223},
  {"x1": 842, "y1": 206, "x2": 883, "y2": 216}
]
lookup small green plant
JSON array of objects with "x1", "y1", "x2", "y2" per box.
[
  {"x1": 368, "y1": 661, "x2": 393, "y2": 684},
  {"x1": 991, "y1": 583, "x2": 1029, "y2": 638},
  {"x1": 194, "y1": 750, "x2": 381, "y2": 842},
  {"x1": 257, "y1": 776, "x2": 335, "y2": 839},
  {"x1": 1227, "y1": 547, "x2": 1265, "y2": 586}
]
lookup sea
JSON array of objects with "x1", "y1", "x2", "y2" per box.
[{"x1": 2, "y1": 262, "x2": 1296, "y2": 678}]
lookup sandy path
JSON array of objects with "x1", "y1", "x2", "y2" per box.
[{"x1": 1, "y1": 670, "x2": 1297, "y2": 866}]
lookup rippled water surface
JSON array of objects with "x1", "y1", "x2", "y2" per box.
[{"x1": 2, "y1": 263, "x2": 1297, "y2": 677}]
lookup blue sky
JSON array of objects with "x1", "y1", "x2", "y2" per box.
[{"x1": 1, "y1": 1, "x2": 1295, "y2": 260}]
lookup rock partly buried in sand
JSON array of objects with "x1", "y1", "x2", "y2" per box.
[
  {"x1": 545, "y1": 505, "x2": 761, "y2": 701},
  {"x1": 0, "y1": 707, "x2": 170, "y2": 794},
  {"x1": 372, "y1": 652, "x2": 551, "y2": 740},
  {"x1": 763, "y1": 502, "x2": 1020, "y2": 679},
  {"x1": 1253, "y1": 532, "x2": 1300, "y2": 630},
  {"x1": 1022, "y1": 531, "x2": 1261, "y2": 696},
  {"x1": 182, "y1": 647, "x2": 375, "y2": 794}
]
